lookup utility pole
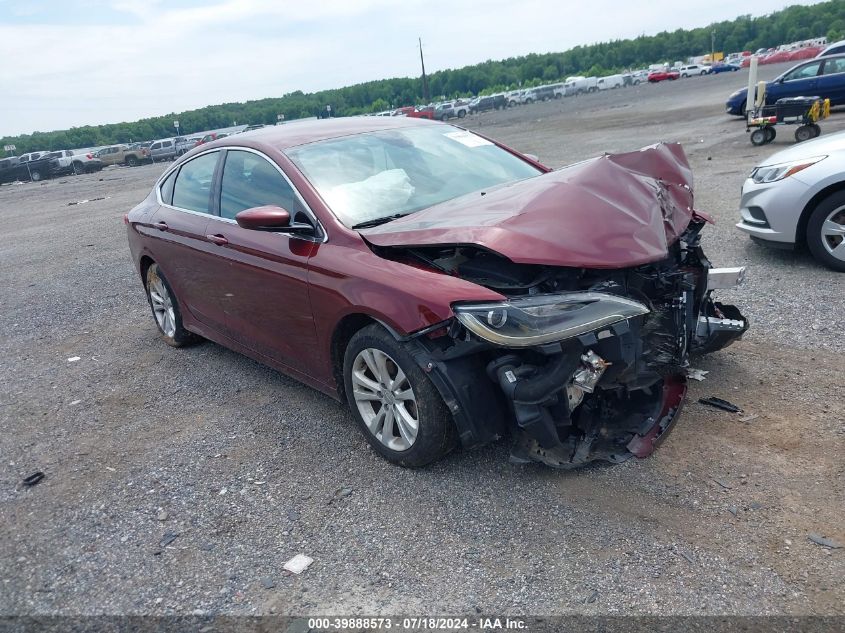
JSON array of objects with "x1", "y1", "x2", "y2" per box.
[
  {"x1": 711, "y1": 30, "x2": 716, "y2": 63},
  {"x1": 419, "y1": 37, "x2": 430, "y2": 103}
]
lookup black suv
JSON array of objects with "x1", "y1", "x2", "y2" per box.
[{"x1": 469, "y1": 94, "x2": 506, "y2": 114}]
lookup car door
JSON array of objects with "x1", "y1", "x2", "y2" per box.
[
  {"x1": 202, "y1": 148, "x2": 320, "y2": 374},
  {"x1": 772, "y1": 60, "x2": 822, "y2": 101},
  {"x1": 819, "y1": 57, "x2": 845, "y2": 104},
  {"x1": 146, "y1": 150, "x2": 228, "y2": 332}
]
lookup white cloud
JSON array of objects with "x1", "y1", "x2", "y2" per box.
[{"x1": 0, "y1": 0, "x2": 824, "y2": 136}]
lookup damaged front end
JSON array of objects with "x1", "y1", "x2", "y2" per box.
[
  {"x1": 402, "y1": 221, "x2": 747, "y2": 468},
  {"x1": 366, "y1": 143, "x2": 748, "y2": 467}
]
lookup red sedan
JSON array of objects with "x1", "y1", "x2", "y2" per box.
[
  {"x1": 648, "y1": 69, "x2": 680, "y2": 82},
  {"x1": 126, "y1": 118, "x2": 746, "y2": 469}
]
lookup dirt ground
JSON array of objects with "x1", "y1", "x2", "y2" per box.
[{"x1": 1, "y1": 61, "x2": 843, "y2": 619}]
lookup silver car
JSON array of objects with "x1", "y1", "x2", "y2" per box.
[{"x1": 737, "y1": 131, "x2": 845, "y2": 271}]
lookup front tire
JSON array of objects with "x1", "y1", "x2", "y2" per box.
[
  {"x1": 145, "y1": 263, "x2": 199, "y2": 346},
  {"x1": 750, "y1": 128, "x2": 768, "y2": 145},
  {"x1": 806, "y1": 191, "x2": 845, "y2": 272},
  {"x1": 30, "y1": 169, "x2": 43, "y2": 181},
  {"x1": 127, "y1": 155, "x2": 139, "y2": 167},
  {"x1": 343, "y1": 325, "x2": 457, "y2": 467}
]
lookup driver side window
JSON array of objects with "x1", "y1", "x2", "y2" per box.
[
  {"x1": 219, "y1": 150, "x2": 303, "y2": 221},
  {"x1": 784, "y1": 62, "x2": 821, "y2": 81}
]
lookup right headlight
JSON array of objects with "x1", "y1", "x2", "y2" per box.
[
  {"x1": 452, "y1": 292, "x2": 650, "y2": 348},
  {"x1": 751, "y1": 155, "x2": 826, "y2": 183}
]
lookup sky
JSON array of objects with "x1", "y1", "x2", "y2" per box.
[{"x1": 0, "y1": 0, "x2": 824, "y2": 136}]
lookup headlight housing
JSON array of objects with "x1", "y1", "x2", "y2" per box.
[
  {"x1": 751, "y1": 155, "x2": 826, "y2": 184},
  {"x1": 452, "y1": 292, "x2": 650, "y2": 348}
]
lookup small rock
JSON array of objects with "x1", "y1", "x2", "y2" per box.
[
  {"x1": 160, "y1": 531, "x2": 179, "y2": 547},
  {"x1": 335, "y1": 487, "x2": 353, "y2": 498},
  {"x1": 727, "y1": 506, "x2": 738, "y2": 517},
  {"x1": 261, "y1": 576, "x2": 276, "y2": 589},
  {"x1": 808, "y1": 533, "x2": 843, "y2": 549},
  {"x1": 67, "y1": 357, "x2": 81, "y2": 363},
  {"x1": 192, "y1": 609, "x2": 205, "y2": 616},
  {"x1": 585, "y1": 590, "x2": 598, "y2": 604},
  {"x1": 156, "y1": 510, "x2": 169, "y2": 521},
  {"x1": 713, "y1": 478, "x2": 732, "y2": 490}
]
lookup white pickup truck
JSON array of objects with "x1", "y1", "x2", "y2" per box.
[{"x1": 46, "y1": 150, "x2": 104, "y2": 175}]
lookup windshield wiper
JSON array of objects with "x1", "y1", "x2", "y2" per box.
[{"x1": 351, "y1": 213, "x2": 409, "y2": 230}]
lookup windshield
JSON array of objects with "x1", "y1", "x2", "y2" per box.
[{"x1": 285, "y1": 125, "x2": 542, "y2": 227}]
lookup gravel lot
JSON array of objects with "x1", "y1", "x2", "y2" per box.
[{"x1": 1, "y1": 62, "x2": 843, "y2": 620}]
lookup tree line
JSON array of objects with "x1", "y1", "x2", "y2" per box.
[{"x1": 3, "y1": 0, "x2": 843, "y2": 155}]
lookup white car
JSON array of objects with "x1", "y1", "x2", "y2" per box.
[
  {"x1": 678, "y1": 64, "x2": 710, "y2": 77},
  {"x1": 737, "y1": 131, "x2": 845, "y2": 271}
]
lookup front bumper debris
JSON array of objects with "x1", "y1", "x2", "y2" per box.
[{"x1": 410, "y1": 219, "x2": 748, "y2": 468}]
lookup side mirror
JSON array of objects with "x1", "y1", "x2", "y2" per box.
[{"x1": 235, "y1": 205, "x2": 292, "y2": 231}]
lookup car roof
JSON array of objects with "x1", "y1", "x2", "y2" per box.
[
  {"x1": 204, "y1": 116, "x2": 436, "y2": 152},
  {"x1": 819, "y1": 40, "x2": 845, "y2": 56}
]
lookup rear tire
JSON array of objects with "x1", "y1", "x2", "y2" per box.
[
  {"x1": 795, "y1": 126, "x2": 813, "y2": 142},
  {"x1": 810, "y1": 123, "x2": 821, "y2": 138},
  {"x1": 144, "y1": 263, "x2": 200, "y2": 347},
  {"x1": 343, "y1": 324, "x2": 457, "y2": 467},
  {"x1": 806, "y1": 191, "x2": 845, "y2": 272},
  {"x1": 127, "y1": 155, "x2": 139, "y2": 167}
]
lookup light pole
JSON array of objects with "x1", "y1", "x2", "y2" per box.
[{"x1": 711, "y1": 30, "x2": 716, "y2": 63}]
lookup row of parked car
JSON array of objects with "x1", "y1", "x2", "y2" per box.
[
  {"x1": 0, "y1": 125, "x2": 270, "y2": 184},
  {"x1": 0, "y1": 149, "x2": 105, "y2": 184},
  {"x1": 388, "y1": 64, "x2": 742, "y2": 121}
]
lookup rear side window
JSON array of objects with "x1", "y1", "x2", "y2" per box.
[
  {"x1": 823, "y1": 58, "x2": 845, "y2": 75},
  {"x1": 219, "y1": 150, "x2": 295, "y2": 220},
  {"x1": 172, "y1": 152, "x2": 218, "y2": 213},
  {"x1": 159, "y1": 169, "x2": 178, "y2": 205}
]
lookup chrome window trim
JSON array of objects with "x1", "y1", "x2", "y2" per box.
[{"x1": 155, "y1": 145, "x2": 327, "y2": 243}]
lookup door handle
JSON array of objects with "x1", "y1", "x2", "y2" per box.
[
  {"x1": 206, "y1": 234, "x2": 229, "y2": 246},
  {"x1": 153, "y1": 221, "x2": 169, "y2": 231}
]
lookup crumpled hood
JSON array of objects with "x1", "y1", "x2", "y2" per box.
[{"x1": 361, "y1": 143, "x2": 697, "y2": 269}]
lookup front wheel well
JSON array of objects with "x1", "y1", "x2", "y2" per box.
[
  {"x1": 798, "y1": 181, "x2": 845, "y2": 246},
  {"x1": 331, "y1": 314, "x2": 379, "y2": 402}
]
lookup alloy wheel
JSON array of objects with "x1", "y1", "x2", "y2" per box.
[
  {"x1": 821, "y1": 206, "x2": 845, "y2": 261},
  {"x1": 351, "y1": 348, "x2": 419, "y2": 451},
  {"x1": 148, "y1": 273, "x2": 177, "y2": 337}
]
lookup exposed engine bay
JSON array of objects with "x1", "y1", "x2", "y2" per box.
[{"x1": 382, "y1": 219, "x2": 747, "y2": 468}]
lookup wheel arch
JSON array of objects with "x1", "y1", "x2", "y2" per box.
[
  {"x1": 330, "y1": 313, "x2": 405, "y2": 402},
  {"x1": 139, "y1": 255, "x2": 155, "y2": 286},
  {"x1": 798, "y1": 180, "x2": 845, "y2": 246}
]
